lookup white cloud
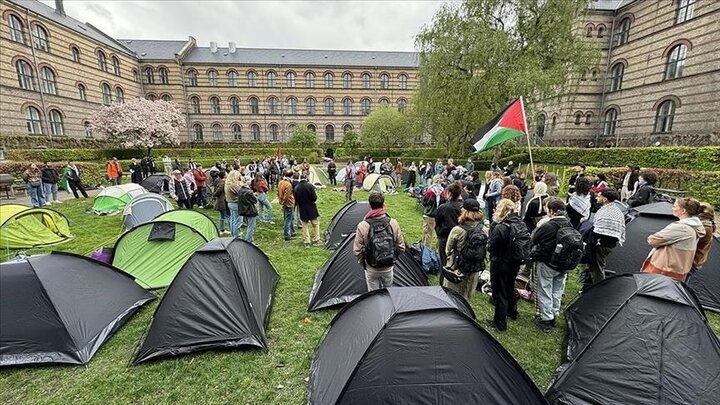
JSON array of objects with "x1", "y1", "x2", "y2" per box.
[{"x1": 41, "y1": 0, "x2": 445, "y2": 51}]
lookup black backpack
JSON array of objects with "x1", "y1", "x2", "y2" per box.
[
  {"x1": 549, "y1": 224, "x2": 585, "y2": 271},
  {"x1": 364, "y1": 217, "x2": 396, "y2": 268},
  {"x1": 455, "y1": 224, "x2": 487, "y2": 274},
  {"x1": 507, "y1": 221, "x2": 531, "y2": 264}
]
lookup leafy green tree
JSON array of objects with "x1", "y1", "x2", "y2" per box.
[
  {"x1": 341, "y1": 129, "x2": 360, "y2": 159},
  {"x1": 360, "y1": 106, "x2": 414, "y2": 154},
  {"x1": 288, "y1": 126, "x2": 318, "y2": 152},
  {"x1": 414, "y1": 0, "x2": 596, "y2": 156}
]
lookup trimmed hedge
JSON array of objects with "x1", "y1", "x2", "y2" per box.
[{"x1": 0, "y1": 161, "x2": 104, "y2": 187}]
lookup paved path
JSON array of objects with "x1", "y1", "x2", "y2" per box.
[{"x1": 1, "y1": 187, "x2": 100, "y2": 207}]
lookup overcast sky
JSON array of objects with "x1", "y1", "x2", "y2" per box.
[{"x1": 41, "y1": 0, "x2": 446, "y2": 51}]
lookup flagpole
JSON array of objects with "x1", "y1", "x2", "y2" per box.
[{"x1": 519, "y1": 96, "x2": 536, "y2": 177}]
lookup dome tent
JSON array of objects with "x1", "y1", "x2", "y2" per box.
[
  {"x1": 0, "y1": 252, "x2": 154, "y2": 367},
  {"x1": 309, "y1": 287, "x2": 546, "y2": 404},
  {"x1": 92, "y1": 183, "x2": 147, "y2": 215},
  {"x1": 140, "y1": 174, "x2": 170, "y2": 194},
  {"x1": 122, "y1": 193, "x2": 173, "y2": 231},
  {"x1": 324, "y1": 200, "x2": 369, "y2": 250},
  {"x1": 361, "y1": 173, "x2": 396, "y2": 193},
  {"x1": 0, "y1": 204, "x2": 72, "y2": 249}
]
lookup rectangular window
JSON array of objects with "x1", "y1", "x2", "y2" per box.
[{"x1": 676, "y1": 0, "x2": 695, "y2": 24}]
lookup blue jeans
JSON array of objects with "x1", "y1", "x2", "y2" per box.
[
  {"x1": 217, "y1": 208, "x2": 229, "y2": 232},
  {"x1": 29, "y1": 184, "x2": 46, "y2": 207},
  {"x1": 243, "y1": 216, "x2": 257, "y2": 243},
  {"x1": 228, "y1": 202, "x2": 239, "y2": 238},
  {"x1": 43, "y1": 182, "x2": 58, "y2": 202},
  {"x1": 536, "y1": 262, "x2": 568, "y2": 322},
  {"x1": 258, "y1": 192, "x2": 274, "y2": 222},
  {"x1": 283, "y1": 207, "x2": 295, "y2": 238}
]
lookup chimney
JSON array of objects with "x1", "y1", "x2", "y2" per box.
[
  {"x1": 229, "y1": 42, "x2": 236, "y2": 54},
  {"x1": 55, "y1": 0, "x2": 66, "y2": 16},
  {"x1": 209, "y1": 41, "x2": 218, "y2": 53}
]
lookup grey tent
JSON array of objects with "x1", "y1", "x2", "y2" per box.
[
  {"x1": 140, "y1": 174, "x2": 170, "y2": 194},
  {"x1": 0, "y1": 252, "x2": 154, "y2": 366},
  {"x1": 546, "y1": 273, "x2": 720, "y2": 405},
  {"x1": 122, "y1": 193, "x2": 173, "y2": 231},
  {"x1": 309, "y1": 286, "x2": 547, "y2": 404},
  {"x1": 132, "y1": 238, "x2": 279, "y2": 364},
  {"x1": 309, "y1": 233, "x2": 429, "y2": 311},
  {"x1": 324, "y1": 201, "x2": 369, "y2": 250}
]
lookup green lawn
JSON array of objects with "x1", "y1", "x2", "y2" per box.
[{"x1": 1, "y1": 188, "x2": 719, "y2": 404}]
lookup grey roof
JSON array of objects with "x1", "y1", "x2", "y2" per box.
[
  {"x1": 182, "y1": 46, "x2": 419, "y2": 68},
  {"x1": 10, "y1": 0, "x2": 135, "y2": 56},
  {"x1": 118, "y1": 39, "x2": 188, "y2": 60},
  {"x1": 589, "y1": 0, "x2": 634, "y2": 11}
]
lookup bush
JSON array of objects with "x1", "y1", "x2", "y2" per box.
[{"x1": 0, "y1": 161, "x2": 104, "y2": 187}]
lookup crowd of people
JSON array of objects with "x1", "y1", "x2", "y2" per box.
[{"x1": 21, "y1": 161, "x2": 88, "y2": 207}]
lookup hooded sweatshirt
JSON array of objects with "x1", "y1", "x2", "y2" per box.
[{"x1": 643, "y1": 216, "x2": 706, "y2": 281}]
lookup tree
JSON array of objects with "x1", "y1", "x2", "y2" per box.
[
  {"x1": 288, "y1": 126, "x2": 318, "y2": 152},
  {"x1": 360, "y1": 106, "x2": 414, "y2": 154},
  {"x1": 91, "y1": 97, "x2": 184, "y2": 154},
  {"x1": 413, "y1": 0, "x2": 596, "y2": 156},
  {"x1": 341, "y1": 129, "x2": 360, "y2": 159}
]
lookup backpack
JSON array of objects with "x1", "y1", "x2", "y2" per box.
[
  {"x1": 455, "y1": 224, "x2": 487, "y2": 274},
  {"x1": 549, "y1": 224, "x2": 585, "y2": 272},
  {"x1": 506, "y1": 221, "x2": 531, "y2": 264},
  {"x1": 364, "y1": 216, "x2": 396, "y2": 268}
]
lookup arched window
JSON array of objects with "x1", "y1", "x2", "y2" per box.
[
  {"x1": 267, "y1": 71, "x2": 277, "y2": 87},
  {"x1": 307, "y1": 124, "x2": 316, "y2": 133},
  {"x1": 8, "y1": 14, "x2": 24, "y2": 43},
  {"x1": 585, "y1": 25, "x2": 594, "y2": 37},
  {"x1": 71, "y1": 46, "x2": 80, "y2": 63},
  {"x1": 665, "y1": 44, "x2": 688, "y2": 80},
  {"x1": 212, "y1": 124, "x2": 223, "y2": 141},
  {"x1": 84, "y1": 121, "x2": 93, "y2": 138},
  {"x1": 97, "y1": 50, "x2": 107, "y2": 71},
  {"x1": 232, "y1": 124, "x2": 241, "y2": 141},
  {"x1": 115, "y1": 87, "x2": 125, "y2": 103},
  {"x1": 78, "y1": 83, "x2": 87, "y2": 101},
  {"x1": 362, "y1": 73, "x2": 371, "y2": 89},
  {"x1": 574, "y1": 111, "x2": 583, "y2": 125},
  {"x1": 25, "y1": 106, "x2": 42, "y2": 134},
  {"x1": 610, "y1": 62, "x2": 624, "y2": 91},
  {"x1": 286, "y1": 71, "x2": 296, "y2": 87},
  {"x1": 603, "y1": 108, "x2": 618, "y2": 136},
  {"x1": 379, "y1": 73, "x2": 389, "y2": 89},
  {"x1": 536, "y1": 114, "x2": 546, "y2": 138},
  {"x1": 32, "y1": 24, "x2": 49, "y2": 51},
  {"x1": 49, "y1": 109, "x2": 64, "y2": 136},
  {"x1": 343, "y1": 124, "x2": 353, "y2": 133},
  {"x1": 286, "y1": 97, "x2": 297, "y2": 115},
  {"x1": 597, "y1": 25, "x2": 605, "y2": 38},
  {"x1": 324, "y1": 72, "x2": 333, "y2": 88},
  {"x1": 324, "y1": 98, "x2": 334, "y2": 115},
  {"x1": 132, "y1": 69, "x2": 139, "y2": 83},
  {"x1": 343, "y1": 73, "x2": 352, "y2": 89},
  {"x1": 268, "y1": 97, "x2": 279, "y2": 114},
  {"x1": 585, "y1": 112, "x2": 593, "y2": 125},
  {"x1": 193, "y1": 123, "x2": 203, "y2": 141},
  {"x1": 343, "y1": 98, "x2": 352, "y2": 115},
  {"x1": 305, "y1": 72, "x2": 315, "y2": 88},
  {"x1": 591, "y1": 69, "x2": 598, "y2": 81},
  {"x1": 187, "y1": 69, "x2": 198, "y2": 86},
  {"x1": 248, "y1": 71, "x2": 257, "y2": 87},
  {"x1": 615, "y1": 18, "x2": 631, "y2": 46},
  {"x1": 249, "y1": 97, "x2": 259, "y2": 114},
  {"x1": 159, "y1": 67, "x2": 169, "y2": 84},
  {"x1": 16, "y1": 60, "x2": 34, "y2": 90},
  {"x1": 269, "y1": 124, "x2": 279, "y2": 141},
  {"x1": 397, "y1": 98, "x2": 407, "y2": 113},
  {"x1": 379, "y1": 98, "x2": 390, "y2": 107},
  {"x1": 655, "y1": 100, "x2": 675, "y2": 133},
  {"x1": 361, "y1": 98, "x2": 371, "y2": 115},
  {"x1": 676, "y1": 0, "x2": 695, "y2": 24},
  {"x1": 190, "y1": 96, "x2": 200, "y2": 113},
  {"x1": 306, "y1": 97, "x2": 316, "y2": 115},
  {"x1": 325, "y1": 124, "x2": 335, "y2": 142},
  {"x1": 111, "y1": 56, "x2": 120, "y2": 75},
  {"x1": 210, "y1": 96, "x2": 220, "y2": 114},
  {"x1": 208, "y1": 70, "x2": 218, "y2": 86},
  {"x1": 161, "y1": 94, "x2": 171, "y2": 102},
  {"x1": 147, "y1": 94, "x2": 157, "y2": 101},
  {"x1": 288, "y1": 124, "x2": 296, "y2": 135},
  {"x1": 551, "y1": 115, "x2": 558, "y2": 128},
  {"x1": 228, "y1": 70, "x2": 238, "y2": 87},
  {"x1": 101, "y1": 83, "x2": 112, "y2": 105},
  {"x1": 398, "y1": 74, "x2": 408, "y2": 89},
  {"x1": 251, "y1": 124, "x2": 260, "y2": 141},
  {"x1": 580, "y1": 69, "x2": 588, "y2": 81},
  {"x1": 144, "y1": 67, "x2": 154, "y2": 84},
  {"x1": 230, "y1": 97, "x2": 240, "y2": 114}
]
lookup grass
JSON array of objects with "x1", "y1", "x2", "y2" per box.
[{"x1": 1, "y1": 188, "x2": 719, "y2": 404}]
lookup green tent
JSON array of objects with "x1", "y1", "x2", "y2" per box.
[
  {"x1": 0, "y1": 204, "x2": 73, "y2": 249},
  {"x1": 112, "y1": 210, "x2": 218, "y2": 289},
  {"x1": 92, "y1": 184, "x2": 147, "y2": 215}
]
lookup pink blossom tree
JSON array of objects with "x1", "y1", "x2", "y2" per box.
[{"x1": 90, "y1": 98, "x2": 185, "y2": 154}]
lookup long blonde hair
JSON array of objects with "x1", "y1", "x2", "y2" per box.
[{"x1": 493, "y1": 198, "x2": 516, "y2": 222}]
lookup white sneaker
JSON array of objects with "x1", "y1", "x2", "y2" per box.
[
  {"x1": 54, "y1": 200, "x2": 62, "y2": 204},
  {"x1": 44, "y1": 202, "x2": 52, "y2": 206}
]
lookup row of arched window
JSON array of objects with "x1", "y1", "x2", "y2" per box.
[
  {"x1": 187, "y1": 95, "x2": 407, "y2": 116},
  {"x1": 610, "y1": 1, "x2": 694, "y2": 47},
  {"x1": 23, "y1": 105, "x2": 65, "y2": 136},
  {"x1": 606, "y1": 41, "x2": 690, "y2": 92},
  {"x1": 184, "y1": 69, "x2": 409, "y2": 90},
  {"x1": 191, "y1": 122, "x2": 353, "y2": 142}
]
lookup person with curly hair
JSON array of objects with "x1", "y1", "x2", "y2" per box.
[{"x1": 501, "y1": 184, "x2": 522, "y2": 213}]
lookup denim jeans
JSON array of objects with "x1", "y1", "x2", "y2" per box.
[
  {"x1": 536, "y1": 262, "x2": 567, "y2": 321},
  {"x1": 243, "y1": 216, "x2": 257, "y2": 243},
  {"x1": 283, "y1": 207, "x2": 295, "y2": 238},
  {"x1": 257, "y1": 192, "x2": 274, "y2": 222},
  {"x1": 217, "y1": 208, "x2": 229, "y2": 232},
  {"x1": 228, "y1": 202, "x2": 240, "y2": 238},
  {"x1": 43, "y1": 182, "x2": 58, "y2": 202},
  {"x1": 29, "y1": 184, "x2": 45, "y2": 207}
]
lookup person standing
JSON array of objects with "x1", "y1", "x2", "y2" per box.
[
  {"x1": 353, "y1": 192, "x2": 406, "y2": 291},
  {"x1": 434, "y1": 182, "x2": 464, "y2": 273},
  {"x1": 237, "y1": 179, "x2": 258, "y2": 244},
  {"x1": 213, "y1": 171, "x2": 230, "y2": 236},
  {"x1": 140, "y1": 156, "x2": 151, "y2": 179},
  {"x1": 566, "y1": 176, "x2": 593, "y2": 228},
  {"x1": 162, "y1": 155, "x2": 172, "y2": 176},
  {"x1": 65, "y1": 162, "x2": 88, "y2": 199},
  {"x1": 484, "y1": 171, "x2": 503, "y2": 220},
  {"x1": 41, "y1": 162, "x2": 60, "y2": 204},
  {"x1": 327, "y1": 159, "x2": 337, "y2": 186},
  {"x1": 278, "y1": 170, "x2": 296, "y2": 241},
  {"x1": 421, "y1": 176, "x2": 444, "y2": 247},
  {"x1": 620, "y1": 165, "x2": 639, "y2": 202},
  {"x1": 423, "y1": 162, "x2": 434, "y2": 185},
  {"x1": 443, "y1": 198, "x2": 486, "y2": 301},
  {"x1": 627, "y1": 170, "x2": 658, "y2": 208},
  {"x1": 224, "y1": 170, "x2": 243, "y2": 238},
  {"x1": 523, "y1": 182, "x2": 549, "y2": 232},
  {"x1": 129, "y1": 158, "x2": 143, "y2": 184},
  {"x1": 169, "y1": 170, "x2": 193, "y2": 209},
  {"x1": 465, "y1": 158, "x2": 475, "y2": 173},
  {"x1": 407, "y1": 161, "x2": 417, "y2": 189},
  {"x1": 343, "y1": 161, "x2": 356, "y2": 202},
  {"x1": 253, "y1": 173, "x2": 274, "y2": 224},
  {"x1": 193, "y1": 164, "x2": 208, "y2": 208},
  {"x1": 588, "y1": 189, "x2": 626, "y2": 285},
  {"x1": 394, "y1": 159, "x2": 404, "y2": 186},
  {"x1": 294, "y1": 174, "x2": 322, "y2": 247},
  {"x1": 23, "y1": 163, "x2": 46, "y2": 207},
  {"x1": 689, "y1": 202, "x2": 716, "y2": 281},
  {"x1": 568, "y1": 165, "x2": 585, "y2": 196},
  {"x1": 106, "y1": 158, "x2": 121, "y2": 185}
]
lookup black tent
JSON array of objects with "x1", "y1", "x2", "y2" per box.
[
  {"x1": 546, "y1": 273, "x2": 720, "y2": 405},
  {"x1": 324, "y1": 201, "x2": 369, "y2": 250},
  {"x1": 309, "y1": 287, "x2": 547, "y2": 404},
  {"x1": 604, "y1": 201, "x2": 720, "y2": 312},
  {"x1": 140, "y1": 174, "x2": 170, "y2": 194},
  {"x1": 308, "y1": 233, "x2": 429, "y2": 311},
  {"x1": 0, "y1": 252, "x2": 154, "y2": 366},
  {"x1": 132, "y1": 238, "x2": 279, "y2": 364}
]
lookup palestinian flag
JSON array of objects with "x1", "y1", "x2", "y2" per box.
[{"x1": 470, "y1": 97, "x2": 528, "y2": 153}]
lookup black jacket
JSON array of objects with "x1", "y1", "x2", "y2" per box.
[
  {"x1": 627, "y1": 184, "x2": 655, "y2": 207},
  {"x1": 41, "y1": 167, "x2": 59, "y2": 183},
  {"x1": 488, "y1": 213, "x2": 525, "y2": 263},
  {"x1": 530, "y1": 216, "x2": 573, "y2": 263},
  {"x1": 434, "y1": 199, "x2": 463, "y2": 238},
  {"x1": 523, "y1": 195, "x2": 548, "y2": 231},
  {"x1": 237, "y1": 186, "x2": 258, "y2": 217},
  {"x1": 294, "y1": 180, "x2": 319, "y2": 221}
]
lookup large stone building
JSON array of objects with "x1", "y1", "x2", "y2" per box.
[
  {"x1": 534, "y1": 0, "x2": 720, "y2": 147},
  {"x1": 0, "y1": 0, "x2": 418, "y2": 143}
]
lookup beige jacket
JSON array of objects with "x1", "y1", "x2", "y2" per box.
[
  {"x1": 445, "y1": 221, "x2": 481, "y2": 269},
  {"x1": 643, "y1": 216, "x2": 705, "y2": 281},
  {"x1": 353, "y1": 215, "x2": 405, "y2": 269}
]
